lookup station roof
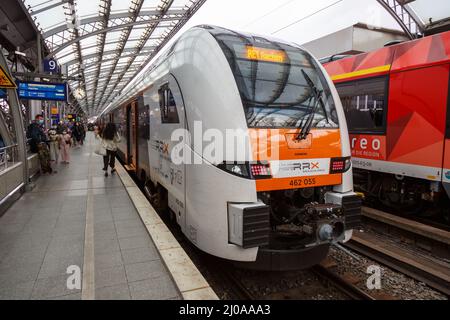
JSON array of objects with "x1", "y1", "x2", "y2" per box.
[
  {"x1": 23, "y1": 0, "x2": 206, "y2": 116},
  {"x1": 16, "y1": 0, "x2": 450, "y2": 116}
]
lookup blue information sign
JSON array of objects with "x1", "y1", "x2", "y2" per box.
[
  {"x1": 43, "y1": 58, "x2": 59, "y2": 73},
  {"x1": 0, "y1": 88, "x2": 6, "y2": 98},
  {"x1": 17, "y1": 81, "x2": 68, "y2": 102}
]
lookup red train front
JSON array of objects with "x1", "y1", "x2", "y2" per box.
[{"x1": 324, "y1": 31, "x2": 450, "y2": 221}]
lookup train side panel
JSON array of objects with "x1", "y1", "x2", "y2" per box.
[
  {"x1": 444, "y1": 73, "x2": 450, "y2": 190},
  {"x1": 384, "y1": 64, "x2": 449, "y2": 181}
]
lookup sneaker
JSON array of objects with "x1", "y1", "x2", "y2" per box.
[
  {"x1": 102, "y1": 167, "x2": 107, "y2": 171},
  {"x1": 111, "y1": 168, "x2": 116, "y2": 174}
]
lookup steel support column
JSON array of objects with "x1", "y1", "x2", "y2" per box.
[{"x1": 0, "y1": 49, "x2": 28, "y2": 186}]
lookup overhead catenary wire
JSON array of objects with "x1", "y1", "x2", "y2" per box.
[
  {"x1": 241, "y1": 0, "x2": 299, "y2": 29},
  {"x1": 271, "y1": 0, "x2": 346, "y2": 35}
]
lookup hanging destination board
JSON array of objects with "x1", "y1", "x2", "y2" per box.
[{"x1": 17, "y1": 81, "x2": 68, "y2": 102}]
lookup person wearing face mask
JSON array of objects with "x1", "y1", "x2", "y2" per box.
[{"x1": 26, "y1": 114, "x2": 46, "y2": 153}]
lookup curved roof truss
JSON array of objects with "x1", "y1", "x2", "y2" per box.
[{"x1": 25, "y1": 0, "x2": 207, "y2": 115}]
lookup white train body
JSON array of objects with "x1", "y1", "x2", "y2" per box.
[{"x1": 106, "y1": 26, "x2": 361, "y2": 270}]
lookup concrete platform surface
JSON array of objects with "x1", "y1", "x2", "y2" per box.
[{"x1": 0, "y1": 133, "x2": 209, "y2": 300}]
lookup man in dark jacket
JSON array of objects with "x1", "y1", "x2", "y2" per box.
[{"x1": 26, "y1": 114, "x2": 46, "y2": 153}]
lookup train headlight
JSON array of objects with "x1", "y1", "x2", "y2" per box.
[
  {"x1": 230, "y1": 164, "x2": 244, "y2": 175},
  {"x1": 217, "y1": 162, "x2": 272, "y2": 180},
  {"x1": 218, "y1": 163, "x2": 250, "y2": 178}
]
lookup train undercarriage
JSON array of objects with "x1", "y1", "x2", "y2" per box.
[{"x1": 353, "y1": 169, "x2": 450, "y2": 223}]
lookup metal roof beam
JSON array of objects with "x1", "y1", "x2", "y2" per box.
[
  {"x1": 91, "y1": 0, "x2": 112, "y2": 111},
  {"x1": 97, "y1": 0, "x2": 206, "y2": 114},
  {"x1": 97, "y1": 0, "x2": 175, "y2": 111},
  {"x1": 42, "y1": 9, "x2": 184, "y2": 38},
  {"x1": 30, "y1": 0, "x2": 70, "y2": 16},
  {"x1": 64, "y1": 46, "x2": 156, "y2": 67},
  {"x1": 94, "y1": 0, "x2": 146, "y2": 110},
  {"x1": 44, "y1": 18, "x2": 176, "y2": 58},
  {"x1": 376, "y1": 0, "x2": 425, "y2": 39}
]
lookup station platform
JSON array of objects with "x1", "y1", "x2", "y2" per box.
[{"x1": 0, "y1": 133, "x2": 216, "y2": 300}]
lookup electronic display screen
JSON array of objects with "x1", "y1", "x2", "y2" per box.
[{"x1": 17, "y1": 81, "x2": 68, "y2": 102}]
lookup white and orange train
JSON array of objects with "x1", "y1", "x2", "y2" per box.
[{"x1": 101, "y1": 26, "x2": 361, "y2": 270}]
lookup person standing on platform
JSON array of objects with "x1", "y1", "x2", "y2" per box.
[
  {"x1": 72, "y1": 122, "x2": 82, "y2": 147},
  {"x1": 60, "y1": 130, "x2": 72, "y2": 164},
  {"x1": 26, "y1": 114, "x2": 46, "y2": 153},
  {"x1": 48, "y1": 129, "x2": 60, "y2": 164},
  {"x1": 98, "y1": 123, "x2": 121, "y2": 177}
]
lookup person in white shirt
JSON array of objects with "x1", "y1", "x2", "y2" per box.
[{"x1": 97, "y1": 123, "x2": 121, "y2": 177}]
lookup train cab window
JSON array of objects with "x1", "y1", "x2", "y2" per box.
[
  {"x1": 336, "y1": 76, "x2": 388, "y2": 134},
  {"x1": 208, "y1": 30, "x2": 339, "y2": 129},
  {"x1": 159, "y1": 85, "x2": 180, "y2": 124}
]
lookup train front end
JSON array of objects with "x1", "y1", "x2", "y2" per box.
[{"x1": 203, "y1": 27, "x2": 361, "y2": 270}]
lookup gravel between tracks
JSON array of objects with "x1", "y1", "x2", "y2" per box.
[{"x1": 329, "y1": 239, "x2": 448, "y2": 300}]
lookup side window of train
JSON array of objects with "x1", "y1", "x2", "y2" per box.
[
  {"x1": 158, "y1": 85, "x2": 180, "y2": 124},
  {"x1": 336, "y1": 76, "x2": 388, "y2": 134}
]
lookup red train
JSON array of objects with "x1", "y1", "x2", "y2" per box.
[{"x1": 323, "y1": 31, "x2": 450, "y2": 220}]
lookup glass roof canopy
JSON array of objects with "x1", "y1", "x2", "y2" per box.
[{"x1": 24, "y1": 0, "x2": 207, "y2": 116}]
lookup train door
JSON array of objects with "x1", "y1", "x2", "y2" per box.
[
  {"x1": 443, "y1": 68, "x2": 450, "y2": 192},
  {"x1": 150, "y1": 75, "x2": 186, "y2": 232},
  {"x1": 127, "y1": 102, "x2": 138, "y2": 170}
]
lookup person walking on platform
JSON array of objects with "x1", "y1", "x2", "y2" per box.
[
  {"x1": 72, "y1": 122, "x2": 82, "y2": 147},
  {"x1": 60, "y1": 130, "x2": 72, "y2": 164},
  {"x1": 97, "y1": 123, "x2": 121, "y2": 177}
]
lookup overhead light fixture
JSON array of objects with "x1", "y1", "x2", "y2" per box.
[{"x1": 14, "y1": 50, "x2": 27, "y2": 57}]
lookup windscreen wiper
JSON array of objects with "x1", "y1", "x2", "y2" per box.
[
  {"x1": 297, "y1": 89, "x2": 322, "y2": 140},
  {"x1": 297, "y1": 70, "x2": 330, "y2": 140}
]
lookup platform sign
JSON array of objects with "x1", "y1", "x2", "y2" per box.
[
  {"x1": 17, "y1": 81, "x2": 68, "y2": 102},
  {"x1": 67, "y1": 113, "x2": 77, "y2": 122},
  {"x1": 43, "y1": 58, "x2": 59, "y2": 73},
  {"x1": 0, "y1": 65, "x2": 16, "y2": 89},
  {"x1": 51, "y1": 114, "x2": 60, "y2": 126}
]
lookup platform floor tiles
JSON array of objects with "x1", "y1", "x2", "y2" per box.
[{"x1": 0, "y1": 133, "x2": 180, "y2": 300}]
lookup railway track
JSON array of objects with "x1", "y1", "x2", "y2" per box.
[
  {"x1": 345, "y1": 231, "x2": 450, "y2": 297},
  {"x1": 217, "y1": 259, "x2": 376, "y2": 300},
  {"x1": 311, "y1": 264, "x2": 375, "y2": 300}
]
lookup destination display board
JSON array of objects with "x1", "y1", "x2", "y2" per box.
[{"x1": 17, "y1": 81, "x2": 68, "y2": 102}]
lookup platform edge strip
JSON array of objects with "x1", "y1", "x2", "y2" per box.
[{"x1": 114, "y1": 162, "x2": 219, "y2": 300}]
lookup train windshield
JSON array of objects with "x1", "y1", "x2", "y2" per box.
[{"x1": 208, "y1": 28, "x2": 339, "y2": 129}]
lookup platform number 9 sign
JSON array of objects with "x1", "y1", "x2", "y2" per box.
[{"x1": 44, "y1": 58, "x2": 58, "y2": 73}]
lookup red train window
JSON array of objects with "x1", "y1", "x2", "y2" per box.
[{"x1": 336, "y1": 76, "x2": 388, "y2": 135}]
